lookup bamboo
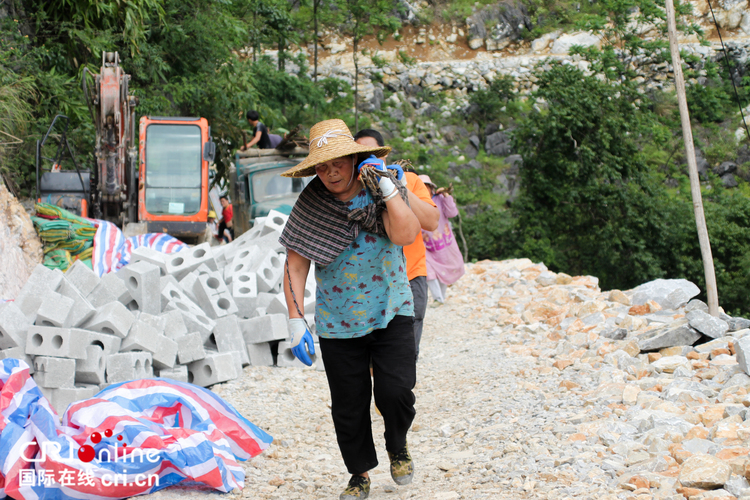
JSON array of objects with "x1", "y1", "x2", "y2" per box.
[{"x1": 664, "y1": 0, "x2": 720, "y2": 315}]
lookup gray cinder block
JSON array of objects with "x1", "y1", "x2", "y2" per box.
[
  {"x1": 138, "y1": 312, "x2": 166, "y2": 335},
  {"x1": 117, "y1": 261, "x2": 161, "y2": 315},
  {"x1": 87, "y1": 331, "x2": 122, "y2": 356},
  {"x1": 26, "y1": 326, "x2": 88, "y2": 359},
  {"x1": 177, "y1": 272, "x2": 200, "y2": 303},
  {"x1": 156, "y1": 365, "x2": 188, "y2": 383},
  {"x1": 48, "y1": 386, "x2": 96, "y2": 417},
  {"x1": 84, "y1": 301, "x2": 135, "y2": 338},
  {"x1": 276, "y1": 340, "x2": 317, "y2": 368},
  {"x1": 120, "y1": 320, "x2": 161, "y2": 353},
  {"x1": 177, "y1": 332, "x2": 206, "y2": 364},
  {"x1": 130, "y1": 246, "x2": 168, "y2": 277},
  {"x1": 261, "y1": 210, "x2": 288, "y2": 235},
  {"x1": 239, "y1": 314, "x2": 288, "y2": 344},
  {"x1": 0, "y1": 301, "x2": 31, "y2": 349},
  {"x1": 56, "y1": 278, "x2": 96, "y2": 328},
  {"x1": 212, "y1": 316, "x2": 250, "y2": 366},
  {"x1": 266, "y1": 295, "x2": 288, "y2": 315},
  {"x1": 249, "y1": 250, "x2": 284, "y2": 293},
  {"x1": 192, "y1": 273, "x2": 238, "y2": 319},
  {"x1": 160, "y1": 310, "x2": 188, "y2": 340},
  {"x1": 229, "y1": 350, "x2": 243, "y2": 377},
  {"x1": 106, "y1": 352, "x2": 153, "y2": 384},
  {"x1": 165, "y1": 243, "x2": 217, "y2": 280},
  {"x1": 245, "y1": 342, "x2": 274, "y2": 366},
  {"x1": 87, "y1": 272, "x2": 132, "y2": 308},
  {"x1": 0, "y1": 347, "x2": 35, "y2": 373},
  {"x1": 33, "y1": 292, "x2": 74, "y2": 328},
  {"x1": 224, "y1": 245, "x2": 260, "y2": 284},
  {"x1": 187, "y1": 351, "x2": 238, "y2": 387},
  {"x1": 34, "y1": 356, "x2": 76, "y2": 388},
  {"x1": 152, "y1": 335, "x2": 178, "y2": 370},
  {"x1": 14, "y1": 265, "x2": 64, "y2": 320},
  {"x1": 64, "y1": 260, "x2": 100, "y2": 296},
  {"x1": 75, "y1": 345, "x2": 106, "y2": 385},
  {"x1": 233, "y1": 274, "x2": 259, "y2": 318}
]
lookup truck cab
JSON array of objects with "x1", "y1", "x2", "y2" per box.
[{"x1": 230, "y1": 148, "x2": 310, "y2": 236}]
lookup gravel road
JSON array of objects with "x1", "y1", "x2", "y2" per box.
[{"x1": 143, "y1": 260, "x2": 630, "y2": 500}]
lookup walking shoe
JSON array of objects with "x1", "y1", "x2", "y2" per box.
[
  {"x1": 388, "y1": 443, "x2": 414, "y2": 485},
  {"x1": 340, "y1": 474, "x2": 370, "y2": 500}
]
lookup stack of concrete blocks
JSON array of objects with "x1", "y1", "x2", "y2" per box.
[{"x1": 0, "y1": 210, "x2": 324, "y2": 417}]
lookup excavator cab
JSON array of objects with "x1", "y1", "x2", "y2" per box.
[{"x1": 137, "y1": 116, "x2": 215, "y2": 241}]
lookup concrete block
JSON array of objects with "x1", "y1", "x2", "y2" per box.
[
  {"x1": 229, "y1": 350, "x2": 243, "y2": 376},
  {"x1": 87, "y1": 271, "x2": 132, "y2": 308},
  {"x1": 276, "y1": 340, "x2": 318, "y2": 368},
  {"x1": 187, "y1": 351, "x2": 238, "y2": 387},
  {"x1": 34, "y1": 292, "x2": 74, "y2": 328},
  {"x1": 0, "y1": 302, "x2": 31, "y2": 349},
  {"x1": 212, "y1": 316, "x2": 250, "y2": 366},
  {"x1": 153, "y1": 335, "x2": 178, "y2": 370},
  {"x1": 249, "y1": 250, "x2": 284, "y2": 293},
  {"x1": 261, "y1": 210, "x2": 288, "y2": 235},
  {"x1": 84, "y1": 301, "x2": 135, "y2": 338},
  {"x1": 239, "y1": 314, "x2": 288, "y2": 344},
  {"x1": 130, "y1": 246, "x2": 167, "y2": 277},
  {"x1": 56, "y1": 278, "x2": 96, "y2": 327},
  {"x1": 160, "y1": 310, "x2": 188, "y2": 340},
  {"x1": 75, "y1": 345, "x2": 106, "y2": 385},
  {"x1": 192, "y1": 273, "x2": 238, "y2": 319},
  {"x1": 165, "y1": 243, "x2": 217, "y2": 280},
  {"x1": 86, "y1": 331, "x2": 122, "y2": 356},
  {"x1": 196, "y1": 263, "x2": 213, "y2": 275},
  {"x1": 138, "y1": 312, "x2": 166, "y2": 335},
  {"x1": 177, "y1": 272, "x2": 200, "y2": 303},
  {"x1": 48, "y1": 386, "x2": 96, "y2": 417},
  {"x1": 64, "y1": 260, "x2": 100, "y2": 296},
  {"x1": 266, "y1": 295, "x2": 288, "y2": 315},
  {"x1": 245, "y1": 342, "x2": 274, "y2": 366},
  {"x1": 120, "y1": 320, "x2": 161, "y2": 353},
  {"x1": 14, "y1": 265, "x2": 64, "y2": 320},
  {"x1": 0, "y1": 347, "x2": 35, "y2": 373},
  {"x1": 26, "y1": 326, "x2": 88, "y2": 359},
  {"x1": 164, "y1": 301, "x2": 215, "y2": 341},
  {"x1": 233, "y1": 274, "x2": 259, "y2": 318},
  {"x1": 117, "y1": 261, "x2": 161, "y2": 315},
  {"x1": 106, "y1": 352, "x2": 153, "y2": 384},
  {"x1": 160, "y1": 274, "x2": 181, "y2": 292},
  {"x1": 33, "y1": 356, "x2": 76, "y2": 388},
  {"x1": 225, "y1": 245, "x2": 260, "y2": 284},
  {"x1": 161, "y1": 282, "x2": 203, "y2": 316},
  {"x1": 177, "y1": 332, "x2": 206, "y2": 364},
  {"x1": 253, "y1": 230, "x2": 285, "y2": 254},
  {"x1": 156, "y1": 365, "x2": 188, "y2": 383}
]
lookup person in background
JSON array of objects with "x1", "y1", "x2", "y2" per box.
[
  {"x1": 354, "y1": 129, "x2": 439, "y2": 361},
  {"x1": 218, "y1": 196, "x2": 234, "y2": 243},
  {"x1": 419, "y1": 176, "x2": 465, "y2": 303},
  {"x1": 241, "y1": 110, "x2": 273, "y2": 150},
  {"x1": 280, "y1": 119, "x2": 419, "y2": 500},
  {"x1": 207, "y1": 210, "x2": 220, "y2": 245}
]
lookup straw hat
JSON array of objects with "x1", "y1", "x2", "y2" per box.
[
  {"x1": 281, "y1": 119, "x2": 391, "y2": 178},
  {"x1": 419, "y1": 174, "x2": 437, "y2": 189}
]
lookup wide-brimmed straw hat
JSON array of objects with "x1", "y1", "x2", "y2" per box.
[
  {"x1": 281, "y1": 119, "x2": 391, "y2": 178},
  {"x1": 419, "y1": 174, "x2": 437, "y2": 189}
]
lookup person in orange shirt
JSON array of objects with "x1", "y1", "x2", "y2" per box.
[{"x1": 354, "y1": 129, "x2": 439, "y2": 360}]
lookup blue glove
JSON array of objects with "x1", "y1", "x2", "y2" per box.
[
  {"x1": 358, "y1": 155, "x2": 386, "y2": 173},
  {"x1": 289, "y1": 318, "x2": 315, "y2": 366},
  {"x1": 387, "y1": 164, "x2": 405, "y2": 185},
  {"x1": 358, "y1": 155, "x2": 396, "y2": 197}
]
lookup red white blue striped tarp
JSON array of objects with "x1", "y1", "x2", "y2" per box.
[
  {"x1": 90, "y1": 220, "x2": 188, "y2": 276},
  {"x1": 0, "y1": 359, "x2": 273, "y2": 499}
]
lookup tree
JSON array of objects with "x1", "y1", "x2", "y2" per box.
[{"x1": 344, "y1": 0, "x2": 399, "y2": 131}]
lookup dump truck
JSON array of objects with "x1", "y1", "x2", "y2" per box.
[{"x1": 36, "y1": 52, "x2": 216, "y2": 242}]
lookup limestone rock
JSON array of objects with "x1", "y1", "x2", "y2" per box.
[
  {"x1": 631, "y1": 279, "x2": 700, "y2": 310},
  {"x1": 637, "y1": 319, "x2": 701, "y2": 352},
  {"x1": 687, "y1": 310, "x2": 729, "y2": 339},
  {"x1": 550, "y1": 32, "x2": 601, "y2": 54},
  {"x1": 0, "y1": 183, "x2": 43, "y2": 299},
  {"x1": 678, "y1": 454, "x2": 732, "y2": 489}
]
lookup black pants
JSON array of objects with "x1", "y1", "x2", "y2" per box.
[
  {"x1": 319, "y1": 315, "x2": 417, "y2": 475},
  {"x1": 218, "y1": 221, "x2": 233, "y2": 242},
  {"x1": 410, "y1": 276, "x2": 428, "y2": 359}
]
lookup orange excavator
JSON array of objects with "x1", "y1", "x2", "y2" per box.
[{"x1": 36, "y1": 52, "x2": 215, "y2": 241}]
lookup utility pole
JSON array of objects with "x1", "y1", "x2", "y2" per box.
[{"x1": 664, "y1": 0, "x2": 720, "y2": 316}]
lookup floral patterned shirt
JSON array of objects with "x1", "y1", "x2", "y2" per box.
[{"x1": 314, "y1": 188, "x2": 414, "y2": 339}]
